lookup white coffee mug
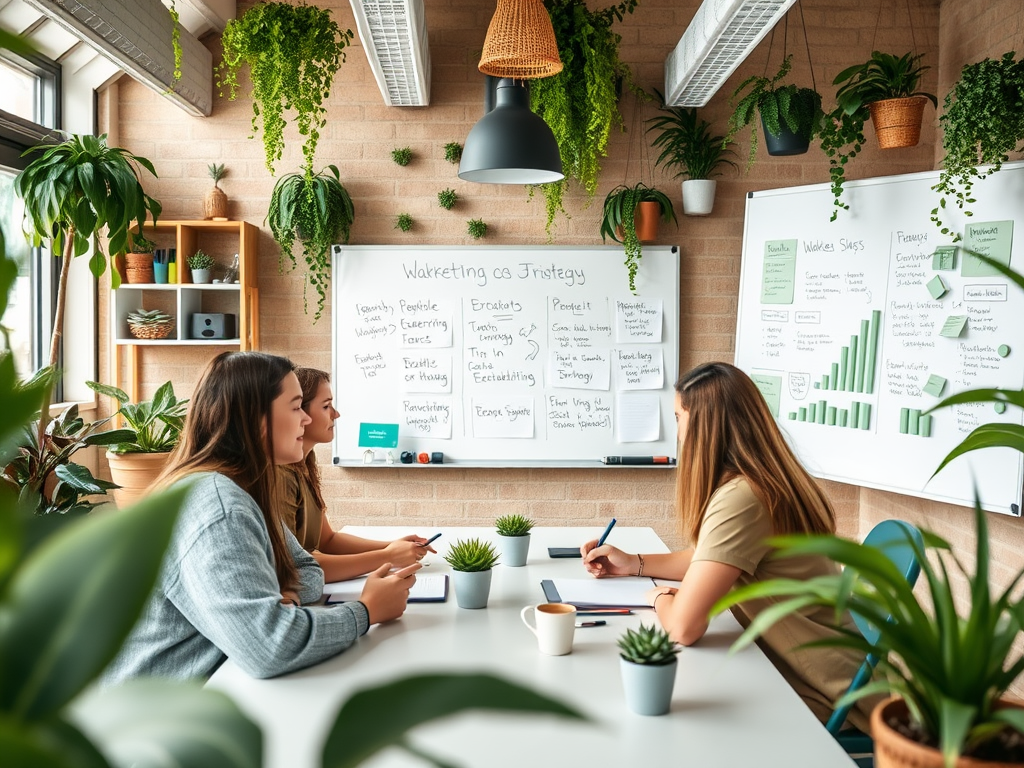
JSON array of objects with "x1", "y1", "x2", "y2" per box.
[{"x1": 520, "y1": 603, "x2": 577, "y2": 655}]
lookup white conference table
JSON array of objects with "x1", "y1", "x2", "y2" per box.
[{"x1": 207, "y1": 526, "x2": 856, "y2": 768}]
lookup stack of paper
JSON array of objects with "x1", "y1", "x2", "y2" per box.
[{"x1": 325, "y1": 573, "x2": 448, "y2": 604}]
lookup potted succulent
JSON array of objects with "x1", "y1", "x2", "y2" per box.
[
  {"x1": 443, "y1": 538, "x2": 500, "y2": 609},
  {"x1": 267, "y1": 164, "x2": 355, "y2": 322},
  {"x1": 391, "y1": 147, "x2": 412, "y2": 166},
  {"x1": 86, "y1": 380, "x2": 189, "y2": 508},
  {"x1": 600, "y1": 182, "x2": 676, "y2": 292},
  {"x1": 495, "y1": 513, "x2": 535, "y2": 567},
  {"x1": 187, "y1": 250, "x2": 215, "y2": 284},
  {"x1": 126, "y1": 308, "x2": 175, "y2": 340},
  {"x1": 721, "y1": 55, "x2": 823, "y2": 167},
  {"x1": 124, "y1": 231, "x2": 157, "y2": 284},
  {"x1": 395, "y1": 213, "x2": 413, "y2": 232},
  {"x1": 443, "y1": 142, "x2": 463, "y2": 164},
  {"x1": 437, "y1": 188, "x2": 458, "y2": 210},
  {"x1": 203, "y1": 163, "x2": 228, "y2": 220},
  {"x1": 467, "y1": 218, "x2": 488, "y2": 240},
  {"x1": 617, "y1": 623, "x2": 681, "y2": 716},
  {"x1": 647, "y1": 93, "x2": 737, "y2": 215},
  {"x1": 931, "y1": 52, "x2": 1024, "y2": 240}
]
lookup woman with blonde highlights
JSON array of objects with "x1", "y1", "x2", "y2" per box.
[
  {"x1": 582, "y1": 362, "x2": 872, "y2": 730},
  {"x1": 104, "y1": 352, "x2": 419, "y2": 684}
]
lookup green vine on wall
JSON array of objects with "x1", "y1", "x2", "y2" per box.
[
  {"x1": 531, "y1": 0, "x2": 640, "y2": 235},
  {"x1": 169, "y1": 0, "x2": 182, "y2": 85},
  {"x1": 216, "y1": 2, "x2": 354, "y2": 174}
]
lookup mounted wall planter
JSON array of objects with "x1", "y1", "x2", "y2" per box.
[
  {"x1": 869, "y1": 95, "x2": 928, "y2": 149},
  {"x1": 681, "y1": 179, "x2": 716, "y2": 216},
  {"x1": 761, "y1": 115, "x2": 811, "y2": 156}
]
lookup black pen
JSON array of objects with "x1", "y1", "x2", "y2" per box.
[
  {"x1": 420, "y1": 532, "x2": 442, "y2": 546},
  {"x1": 575, "y1": 620, "x2": 606, "y2": 628},
  {"x1": 601, "y1": 456, "x2": 676, "y2": 465}
]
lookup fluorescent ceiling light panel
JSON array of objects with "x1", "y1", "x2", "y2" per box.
[
  {"x1": 349, "y1": 0, "x2": 430, "y2": 107},
  {"x1": 664, "y1": 0, "x2": 797, "y2": 107}
]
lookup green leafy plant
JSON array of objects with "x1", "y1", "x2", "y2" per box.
[
  {"x1": 817, "y1": 108, "x2": 866, "y2": 220},
  {"x1": 86, "y1": 380, "x2": 188, "y2": 454},
  {"x1": 467, "y1": 218, "x2": 488, "y2": 240},
  {"x1": 437, "y1": 188, "x2": 458, "y2": 210},
  {"x1": 495, "y1": 513, "x2": 535, "y2": 537},
  {"x1": 600, "y1": 182, "x2": 676, "y2": 292},
  {"x1": 15, "y1": 133, "x2": 161, "y2": 366},
  {"x1": 127, "y1": 231, "x2": 157, "y2": 254},
  {"x1": 720, "y1": 56, "x2": 823, "y2": 170},
  {"x1": 168, "y1": 0, "x2": 182, "y2": 85},
  {"x1": 443, "y1": 538, "x2": 500, "y2": 572},
  {"x1": 395, "y1": 213, "x2": 413, "y2": 232},
  {"x1": 443, "y1": 141, "x2": 463, "y2": 164},
  {"x1": 531, "y1": 0, "x2": 640, "y2": 234},
  {"x1": 391, "y1": 147, "x2": 413, "y2": 166},
  {"x1": 208, "y1": 162, "x2": 226, "y2": 184},
  {"x1": 647, "y1": 96, "x2": 737, "y2": 178},
  {"x1": 216, "y1": 2, "x2": 354, "y2": 173},
  {"x1": 617, "y1": 623, "x2": 680, "y2": 665},
  {"x1": 931, "y1": 52, "x2": 1024, "y2": 240},
  {"x1": 188, "y1": 250, "x2": 215, "y2": 270},
  {"x1": 713, "y1": 500, "x2": 1024, "y2": 768},
  {"x1": 267, "y1": 164, "x2": 355, "y2": 321},
  {"x1": 126, "y1": 308, "x2": 174, "y2": 340}
]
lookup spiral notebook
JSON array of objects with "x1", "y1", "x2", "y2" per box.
[
  {"x1": 540, "y1": 577, "x2": 658, "y2": 609},
  {"x1": 324, "y1": 573, "x2": 449, "y2": 604}
]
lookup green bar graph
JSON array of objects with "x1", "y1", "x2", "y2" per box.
[
  {"x1": 864, "y1": 310, "x2": 881, "y2": 394},
  {"x1": 808, "y1": 403, "x2": 817, "y2": 422},
  {"x1": 793, "y1": 400, "x2": 872, "y2": 430},
  {"x1": 839, "y1": 409, "x2": 848, "y2": 427},
  {"x1": 851, "y1": 401, "x2": 860, "y2": 426},
  {"x1": 900, "y1": 408, "x2": 909, "y2": 434},
  {"x1": 822, "y1": 374, "x2": 829, "y2": 389},
  {"x1": 830, "y1": 363, "x2": 839, "y2": 390},
  {"x1": 908, "y1": 409, "x2": 921, "y2": 435},
  {"x1": 798, "y1": 407, "x2": 807, "y2": 421},
  {"x1": 839, "y1": 347, "x2": 849, "y2": 392},
  {"x1": 826, "y1": 406, "x2": 837, "y2": 426},
  {"x1": 817, "y1": 399, "x2": 826, "y2": 424},
  {"x1": 788, "y1": 412, "x2": 797, "y2": 420},
  {"x1": 920, "y1": 414, "x2": 932, "y2": 437},
  {"x1": 855, "y1": 319, "x2": 869, "y2": 392},
  {"x1": 859, "y1": 402, "x2": 871, "y2": 430},
  {"x1": 819, "y1": 314, "x2": 883, "y2": 395},
  {"x1": 897, "y1": 408, "x2": 932, "y2": 437}
]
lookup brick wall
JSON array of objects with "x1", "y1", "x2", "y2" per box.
[{"x1": 103, "y1": 0, "x2": 943, "y2": 551}]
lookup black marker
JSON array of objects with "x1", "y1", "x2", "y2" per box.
[
  {"x1": 575, "y1": 620, "x2": 607, "y2": 628},
  {"x1": 601, "y1": 456, "x2": 676, "y2": 465}
]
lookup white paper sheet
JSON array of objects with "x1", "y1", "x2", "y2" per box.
[
  {"x1": 615, "y1": 298, "x2": 663, "y2": 343},
  {"x1": 325, "y1": 573, "x2": 448, "y2": 603},
  {"x1": 615, "y1": 393, "x2": 661, "y2": 442},
  {"x1": 614, "y1": 347, "x2": 664, "y2": 390},
  {"x1": 471, "y1": 396, "x2": 535, "y2": 438},
  {"x1": 401, "y1": 397, "x2": 453, "y2": 439},
  {"x1": 549, "y1": 577, "x2": 657, "y2": 607},
  {"x1": 399, "y1": 353, "x2": 452, "y2": 393},
  {"x1": 548, "y1": 349, "x2": 611, "y2": 390}
]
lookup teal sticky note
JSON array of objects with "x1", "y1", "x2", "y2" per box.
[
  {"x1": 923, "y1": 374, "x2": 947, "y2": 398},
  {"x1": 358, "y1": 422, "x2": 399, "y2": 448},
  {"x1": 932, "y1": 246, "x2": 957, "y2": 271},
  {"x1": 926, "y1": 275, "x2": 948, "y2": 300},
  {"x1": 939, "y1": 315, "x2": 968, "y2": 338}
]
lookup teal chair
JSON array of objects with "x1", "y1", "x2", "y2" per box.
[{"x1": 826, "y1": 519, "x2": 923, "y2": 768}]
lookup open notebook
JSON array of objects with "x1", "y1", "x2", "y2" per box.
[
  {"x1": 541, "y1": 577, "x2": 676, "y2": 609},
  {"x1": 324, "y1": 573, "x2": 449, "y2": 604}
]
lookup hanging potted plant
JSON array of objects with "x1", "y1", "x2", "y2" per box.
[
  {"x1": 931, "y1": 52, "x2": 1024, "y2": 240},
  {"x1": 267, "y1": 164, "x2": 355, "y2": 322},
  {"x1": 600, "y1": 182, "x2": 676, "y2": 293},
  {"x1": 216, "y1": 2, "x2": 354, "y2": 174},
  {"x1": 647, "y1": 93, "x2": 736, "y2": 216},
  {"x1": 444, "y1": 538, "x2": 500, "y2": 609},
  {"x1": 722, "y1": 55, "x2": 823, "y2": 167}
]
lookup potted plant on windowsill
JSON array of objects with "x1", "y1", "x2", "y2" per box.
[
  {"x1": 86, "y1": 380, "x2": 188, "y2": 508},
  {"x1": 722, "y1": 55, "x2": 823, "y2": 168},
  {"x1": 617, "y1": 623, "x2": 681, "y2": 716},
  {"x1": 444, "y1": 538, "x2": 500, "y2": 609},
  {"x1": 600, "y1": 182, "x2": 676, "y2": 293},
  {"x1": 647, "y1": 93, "x2": 737, "y2": 216},
  {"x1": 495, "y1": 513, "x2": 535, "y2": 567}
]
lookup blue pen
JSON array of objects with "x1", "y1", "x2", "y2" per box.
[{"x1": 596, "y1": 518, "x2": 617, "y2": 547}]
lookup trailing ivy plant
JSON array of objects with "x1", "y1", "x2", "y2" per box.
[
  {"x1": 169, "y1": 0, "x2": 182, "y2": 86},
  {"x1": 932, "y1": 52, "x2": 1024, "y2": 241},
  {"x1": 217, "y1": 2, "x2": 354, "y2": 174},
  {"x1": 531, "y1": 0, "x2": 640, "y2": 234}
]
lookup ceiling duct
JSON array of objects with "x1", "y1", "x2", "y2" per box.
[
  {"x1": 349, "y1": 0, "x2": 430, "y2": 107},
  {"x1": 663, "y1": 0, "x2": 797, "y2": 107}
]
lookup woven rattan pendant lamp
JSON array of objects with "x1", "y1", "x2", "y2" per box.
[{"x1": 478, "y1": 0, "x2": 563, "y2": 78}]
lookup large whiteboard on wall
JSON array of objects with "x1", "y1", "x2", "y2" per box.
[
  {"x1": 331, "y1": 246, "x2": 680, "y2": 467},
  {"x1": 736, "y1": 163, "x2": 1024, "y2": 516}
]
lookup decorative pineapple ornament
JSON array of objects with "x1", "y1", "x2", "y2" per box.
[{"x1": 203, "y1": 163, "x2": 228, "y2": 220}]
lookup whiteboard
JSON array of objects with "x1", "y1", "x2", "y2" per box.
[
  {"x1": 331, "y1": 246, "x2": 680, "y2": 467},
  {"x1": 736, "y1": 163, "x2": 1024, "y2": 516}
]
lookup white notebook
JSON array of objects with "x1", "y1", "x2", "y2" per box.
[
  {"x1": 543, "y1": 577, "x2": 658, "y2": 607},
  {"x1": 324, "y1": 573, "x2": 448, "y2": 604}
]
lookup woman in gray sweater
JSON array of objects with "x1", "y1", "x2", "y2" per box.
[{"x1": 104, "y1": 351, "x2": 419, "y2": 683}]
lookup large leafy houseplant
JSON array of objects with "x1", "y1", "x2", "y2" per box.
[
  {"x1": 647, "y1": 95, "x2": 736, "y2": 180},
  {"x1": 531, "y1": 0, "x2": 639, "y2": 234},
  {"x1": 600, "y1": 182, "x2": 676, "y2": 292},
  {"x1": 86, "y1": 380, "x2": 188, "y2": 454},
  {"x1": 267, "y1": 164, "x2": 355, "y2": 321},
  {"x1": 217, "y1": 1, "x2": 354, "y2": 174},
  {"x1": 931, "y1": 52, "x2": 1024, "y2": 241}
]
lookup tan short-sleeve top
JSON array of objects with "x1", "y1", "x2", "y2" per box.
[
  {"x1": 692, "y1": 476, "x2": 876, "y2": 732},
  {"x1": 274, "y1": 464, "x2": 324, "y2": 553}
]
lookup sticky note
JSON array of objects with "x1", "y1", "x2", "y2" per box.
[
  {"x1": 932, "y1": 245, "x2": 957, "y2": 271},
  {"x1": 923, "y1": 374, "x2": 947, "y2": 397},
  {"x1": 358, "y1": 422, "x2": 399, "y2": 448},
  {"x1": 926, "y1": 275, "x2": 948, "y2": 300},
  {"x1": 939, "y1": 315, "x2": 968, "y2": 338}
]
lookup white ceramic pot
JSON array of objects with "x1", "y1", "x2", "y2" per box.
[
  {"x1": 681, "y1": 179, "x2": 716, "y2": 216},
  {"x1": 191, "y1": 268, "x2": 212, "y2": 284},
  {"x1": 452, "y1": 569, "x2": 492, "y2": 609},
  {"x1": 497, "y1": 533, "x2": 530, "y2": 567},
  {"x1": 620, "y1": 656, "x2": 677, "y2": 716}
]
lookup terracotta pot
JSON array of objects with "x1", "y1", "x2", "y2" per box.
[
  {"x1": 204, "y1": 184, "x2": 228, "y2": 220},
  {"x1": 633, "y1": 201, "x2": 661, "y2": 243},
  {"x1": 106, "y1": 450, "x2": 171, "y2": 508},
  {"x1": 124, "y1": 252, "x2": 154, "y2": 284},
  {"x1": 868, "y1": 96, "x2": 928, "y2": 150},
  {"x1": 872, "y1": 696, "x2": 1024, "y2": 768}
]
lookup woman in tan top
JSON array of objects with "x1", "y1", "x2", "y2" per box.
[
  {"x1": 582, "y1": 361, "x2": 873, "y2": 731},
  {"x1": 277, "y1": 368, "x2": 435, "y2": 582}
]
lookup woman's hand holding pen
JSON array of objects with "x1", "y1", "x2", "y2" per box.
[
  {"x1": 360, "y1": 562, "x2": 421, "y2": 623},
  {"x1": 581, "y1": 540, "x2": 639, "y2": 578},
  {"x1": 384, "y1": 536, "x2": 434, "y2": 566}
]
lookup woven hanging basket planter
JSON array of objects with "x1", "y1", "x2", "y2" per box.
[
  {"x1": 868, "y1": 96, "x2": 928, "y2": 150},
  {"x1": 478, "y1": 0, "x2": 562, "y2": 79},
  {"x1": 124, "y1": 252, "x2": 155, "y2": 284}
]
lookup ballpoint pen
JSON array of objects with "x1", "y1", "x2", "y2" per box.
[
  {"x1": 575, "y1": 620, "x2": 606, "y2": 628},
  {"x1": 596, "y1": 518, "x2": 617, "y2": 548},
  {"x1": 420, "y1": 532, "x2": 442, "y2": 546}
]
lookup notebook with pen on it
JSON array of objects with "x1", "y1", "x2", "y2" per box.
[
  {"x1": 540, "y1": 577, "x2": 657, "y2": 609},
  {"x1": 324, "y1": 573, "x2": 449, "y2": 605}
]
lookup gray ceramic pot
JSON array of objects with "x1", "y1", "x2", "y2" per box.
[
  {"x1": 620, "y1": 656, "x2": 677, "y2": 716},
  {"x1": 497, "y1": 533, "x2": 530, "y2": 567},
  {"x1": 452, "y1": 569, "x2": 492, "y2": 609}
]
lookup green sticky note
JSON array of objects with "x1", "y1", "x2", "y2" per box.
[
  {"x1": 926, "y1": 275, "x2": 948, "y2": 299},
  {"x1": 962, "y1": 220, "x2": 1013, "y2": 277},
  {"x1": 939, "y1": 315, "x2": 968, "y2": 338},
  {"x1": 933, "y1": 245, "x2": 957, "y2": 271},
  {"x1": 358, "y1": 422, "x2": 399, "y2": 448},
  {"x1": 761, "y1": 239, "x2": 797, "y2": 305},
  {"x1": 751, "y1": 373, "x2": 783, "y2": 418},
  {"x1": 923, "y1": 374, "x2": 947, "y2": 398}
]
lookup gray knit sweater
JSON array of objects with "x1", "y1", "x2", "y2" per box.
[{"x1": 103, "y1": 472, "x2": 369, "y2": 683}]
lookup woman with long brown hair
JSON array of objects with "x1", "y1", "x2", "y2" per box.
[
  {"x1": 277, "y1": 367, "x2": 433, "y2": 582},
  {"x1": 582, "y1": 362, "x2": 872, "y2": 730},
  {"x1": 104, "y1": 351, "x2": 418, "y2": 683}
]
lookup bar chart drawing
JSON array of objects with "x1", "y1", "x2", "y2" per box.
[
  {"x1": 899, "y1": 407, "x2": 933, "y2": 437},
  {"x1": 787, "y1": 399, "x2": 872, "y2": 430},
  {"x1": 811, "y1": 310, "x2": 882, "y2": 394}
]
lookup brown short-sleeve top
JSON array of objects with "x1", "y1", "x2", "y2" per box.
[{"x1": 274, "y1": 464, "x2": 324, "y2": 553}]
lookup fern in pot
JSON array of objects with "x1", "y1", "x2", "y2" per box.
[
  {"x1": 495, "y1": 513, "x2": 535, "y2": 567},
  {"x1": 444, "y1": 538, "x2": 500, "y2": 609},
  {"x1": 600, "y1": 183, "x2": 676, "y2": 293},
  {"x1": 617, "y1": 623, "x2": 681, "y2": 716},
  {"x1": 267, "y1": 164, "x2": 354, "y2": 322}
]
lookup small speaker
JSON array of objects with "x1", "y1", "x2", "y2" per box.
[{"x1": 191, "y1": 313, "x2": 236, "y2": 340}]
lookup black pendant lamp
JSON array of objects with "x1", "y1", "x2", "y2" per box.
[{"x1": 458, "y1": 77, "x2": 564, "y2": 185}]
